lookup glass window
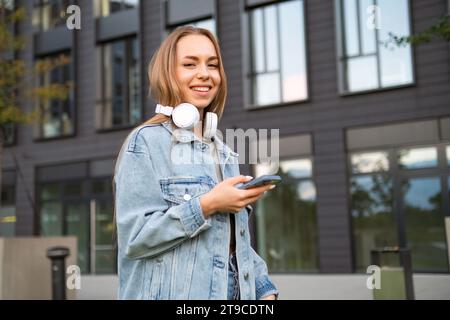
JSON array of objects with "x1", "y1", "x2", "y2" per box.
[
  {"x1": 336, "y1": 0, "x2": 413, "y2": 93},
  {"x1": 3, "y1": 123, "x2": 15, "y2": 146},
  {"x1": 35, "y1": 52, "x2": 74, "y2": 139},
  {"x1": 349, "y1": 145, "x2": 450, "y2": 273},
  {"x1": 255, "y1": 158, "x2": 318, "y2": 272},
  {"x1": 39, "y1": 176, "x2": 116, "y2": 274},
  {"x1": 402, "y1": 177, "x2": 448, "y2": 271},
  {"x1": 41, "y1": 183, "x2": 60, "y2": 200},
  {"x1": 64, "y1": 181, "x2": 84, "y2": 197},
  {"x1": 248, "y1": 0, "x2": 308, "y2": 106},
  {"x1": 95, "y1": 201, "x2": 115, "y2": 274},
  {"x1": 66, "y1": 203, "x2": 90, "y2": 273},
  {"x1": 97, "y1": 0, "x2": 138, "y2": 17},
  {"x1": 398, "y1": 147, "x2": 438, "y2": 169},
  {"x1": 40, "y1": 201, "x2": 63, "y2": 235},
  {"x1": 351, "y1": 151, "x2": 389, "y2": 173},
  {"x1": 96, "y1": 37, "x2": 141, "y2": 130},
  {"x1": 446, "y1": 146, "x2": 450, "y2": 166},
  {"x1": 92, "y1": 179, "x2": 112, "y2": 195},
  {"x1": 0, "y1": 172, "x2": 16, "y2": 237},
  {"x1": 33, "y1": 0, "x2": 71, "y2": 32},
  {"x1": 350, "y1": 174, "x2": 397, "y2": 271}
]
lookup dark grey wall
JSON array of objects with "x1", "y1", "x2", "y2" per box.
[{"x1": 4, "y1": 0, "x2": 450, "y2": 273}]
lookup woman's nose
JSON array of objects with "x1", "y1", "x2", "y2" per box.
[{"x1": 196, "y1": 64, "x2": 210, "y2": 79}]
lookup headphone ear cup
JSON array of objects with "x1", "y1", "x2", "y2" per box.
[
  {"x1": 203, "y1": 112, "x2": 217, "y2": 140},
  {"x1": 172, "y1": 103, "x2": 199, "y2": 129}
]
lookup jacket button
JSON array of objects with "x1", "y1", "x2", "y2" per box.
[
  {"x1": 240, "y1": 229, "x2": 245, "y2": 236},
  {"x1": 183, "y1": 194, "x2": 192, "y2": 201},
  {"x1": 244, "y1": 272, "x2": 249, "y2": 280}
]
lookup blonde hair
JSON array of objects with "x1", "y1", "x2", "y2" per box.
[{"x1": 144, "y1": 26, "x2": 228, "y2": 125}]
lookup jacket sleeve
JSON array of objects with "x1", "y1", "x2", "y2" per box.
[
  {"x1": 249, "y1": 246, "x2": 279, "y2": 299},
  {"x1": 115, "y1": 132, "x2": 212, "y2": 260}
]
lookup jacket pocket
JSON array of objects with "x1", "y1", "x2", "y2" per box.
[
  {"x1": 159, "y1": 176, "x2": 214, "y2": 205},
  {"x1": 209, "y1": 255, "x2": 227, "y2": 300}
]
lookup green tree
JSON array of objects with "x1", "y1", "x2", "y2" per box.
[
  {"x1": 0, "y1": 1, "x2": 71, "y2": 208},
  {"x1": 385, "y1": 14, "x2": 450, "y2": 47}
]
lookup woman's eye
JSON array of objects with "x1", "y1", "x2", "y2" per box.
[
  {"x1": 208, "y1": 64, "x2": 219, "y2": 68},
  {"x1": 183, "y1": 63, "x2": 195, "y2": 67}
]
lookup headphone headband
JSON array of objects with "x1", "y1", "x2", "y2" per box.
[{"x1": 155, "y1": 104, "x2": 173, "y2": 116}]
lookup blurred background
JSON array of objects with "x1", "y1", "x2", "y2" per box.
[{"x1": 0, "y1": 0, "x2": 449, "y2": 299}]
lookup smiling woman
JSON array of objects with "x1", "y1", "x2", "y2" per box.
[{"x1": 113, "y1": 26, "x2": 279, "y2": 300}]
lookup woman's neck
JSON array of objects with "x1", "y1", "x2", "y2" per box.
[{"x1": 194, "y1": 108, "x2": 204, "y2": 139}]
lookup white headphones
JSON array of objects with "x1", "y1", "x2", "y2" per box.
[{"x1": 155, "y1": 103, "x2": 218, "y2": 140}]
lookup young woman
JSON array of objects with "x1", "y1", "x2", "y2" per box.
[{"x1": 114, "y1": 26, "x2": 278, "y2": 300}]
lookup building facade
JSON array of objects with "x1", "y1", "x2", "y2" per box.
[{"x1": 1, "y1": 0, "x2": 450, "y2": 296}]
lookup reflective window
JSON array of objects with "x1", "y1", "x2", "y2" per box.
[
  {"x1": 398, "y1": 147, "x2": 438, "y2": 169},
  {"x1": 96, "y1": 37, "x2": 141, "y2": 130},
  {"x1": 351, "y1": 151, "x2": 389, "y2": 173},
  {"x1": 0, "y1": 171, "x2": 16, "y2": 237},
  {"x1": 336, "y1": 0, "x2": 413, "y2": 93},
  {"x1": 255, "y1": 158, "x2": 318, "y2": 272},
  {"x1": 3, "y1": 123, "x2": 15, "y2": 146},
  {"x1": 41, "y1": 202, "x2": 63, "y2": 235},
  {"x1": 39, "y1": 176, "x2": 116, "y2": 274},
  {"x1": 97, "y1": 0, "x2": 138, "y2": 17},
  {"x1": 402, "y1": 177, "x2": 448, "y2": 271},
  {"x1": 446, "y1": 146, "x2": 450, "y2": 166},
  {"x1": 95, "y1": 201, "x2": 116, "y2": 274},
  {"x1": 349, "y1": 145, "x2": 450, "y2": 273},
  {"x1": 350, "y1": 174, "x2": 397, "y2": 271},
  {"x1": 32, "y1": 0, "x2": 71, "y2": 32},
  {"x1": 66, "y1": 203, "x2": 90, "y2": 273},
  {"x1": 35, "y1": 52, "x2": 74, "y2": 139},
  {"x1": 248, "y1": 0, "x2": 308, "y2": 106}
]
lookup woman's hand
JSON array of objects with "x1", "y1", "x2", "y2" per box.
[
  {"x1": 261, "y1": 294, "x2": 276, "y2": 300},
  {"x1": 200, "y1": 175, "x2": 275, "y2": 218}
]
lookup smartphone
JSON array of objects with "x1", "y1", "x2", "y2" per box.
[{"x1": 237, "y1": 175, "x2": 282, "y2": 190}]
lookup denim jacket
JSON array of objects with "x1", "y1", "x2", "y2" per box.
[{"x1": 114, "y1": 121, "x2": 278, "y2": 300}]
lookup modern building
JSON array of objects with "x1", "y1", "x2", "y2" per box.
[{"x1": 1, "y1": 0, "x2": 450, "y2": 299}]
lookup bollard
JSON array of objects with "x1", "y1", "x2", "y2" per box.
[{"x1": 46, "y1": 246, "x2": 70, "y2": 300}]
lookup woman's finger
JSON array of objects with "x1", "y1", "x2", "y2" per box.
[{"x1": 243, "y1": 184, "x2": 274, "y2": 198}]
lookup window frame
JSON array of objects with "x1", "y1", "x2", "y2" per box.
[
  {"x1": 32, "y1": 0, "x2": 73, "y2": 32},
  {"x1": 347, "y1": 142, "x2": 450, "y2": 273},
  {"x1": 334, "y1": 0, "x2": 416, "y2": 96},
  {"x1": 95, "y1": 36, "x2": 143, "y2": 132},
  {"x1": 36, "y1": 162, "x2": 117, "y2": 275},
  {"x1": 243, "y1": 0, "x2": 310, "y2": 110},
  {"x1": 252, "y1": 155, "x2": 320, "y2": 274},
  {"x1": 95, "y1": 0, "x2": 140, "y2": 17},
  {"x1": 33, "y1": 50, "x2": 76, "y2": 141}
]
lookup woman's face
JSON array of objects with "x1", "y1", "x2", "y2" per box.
[{"x1": 175, "y1": 34, "x2": 221, "y2": 110}]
